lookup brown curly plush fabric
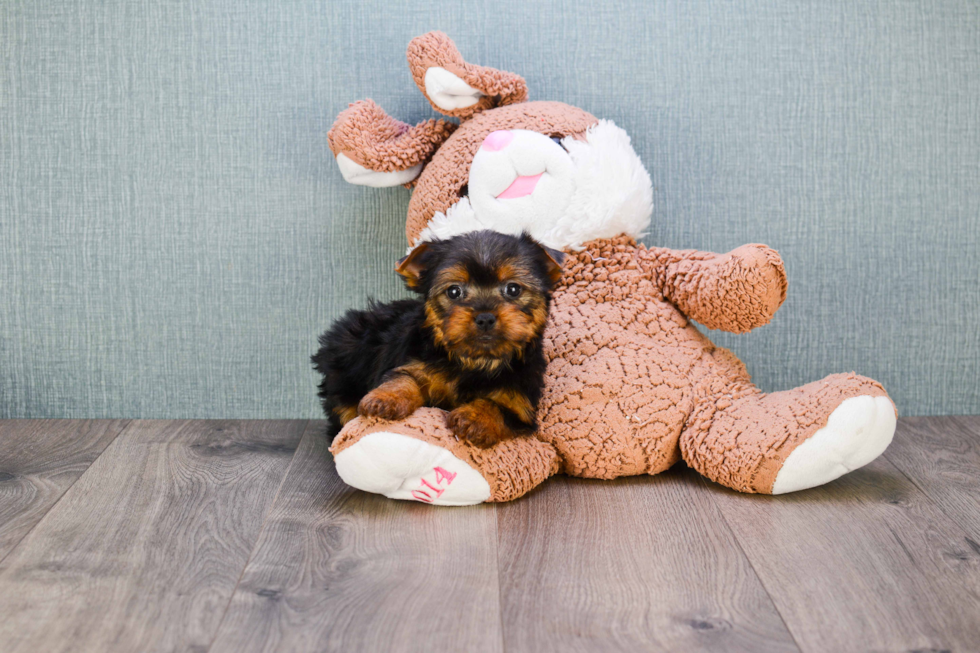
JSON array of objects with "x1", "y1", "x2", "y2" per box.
[
  {"x1": 407, "y1": 30, "x2": 529, "y2": 120},
  {"x1": 662, "y1": 243, "x2": 788, "y2": 333},
  {"x1": 327, "y1": 99, "x2": 456, "y2": 173},
  {"x1": 680, "y1": 372, "x2": 889, "y2": 492},
  {"x1": 538, "y1": 237, "x2": 787, "y2": 483}
]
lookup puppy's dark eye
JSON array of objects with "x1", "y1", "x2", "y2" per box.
[
  {"x1": 446, "y1": 285, "x2": 462, "y2": 300},
  {"x1": 504, "y1": 283, "x2": 522, "y2": 298},
  {"x1": 550, "y1": 136, "x2": 568, "y2": 151}
]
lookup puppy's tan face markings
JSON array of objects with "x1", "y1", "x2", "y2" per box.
[{"x1": 424, "y1": 257, "x2": 549, "y2": 367}]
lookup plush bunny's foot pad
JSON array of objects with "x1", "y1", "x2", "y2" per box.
[
  {"x1": 334, "y1": 431, "x2": 491, "y2": 505},
  {"x1": 330, "y1": 408, "x2": 562, "y2": 505},
  {"x1": 771, "y1": 395, "x2": 896, "y2": 494}
]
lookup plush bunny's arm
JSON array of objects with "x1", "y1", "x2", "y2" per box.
[{"x1": 653, "y1": 244, "x2": 787, "y2": 334}]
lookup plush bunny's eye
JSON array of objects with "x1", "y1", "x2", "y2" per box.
[
  {"x1": 446, "y1": 285, "x2": 463, "y2": 300},
  {"x1": 504, "y1": 283, "x2": 522, "y2": 298}
]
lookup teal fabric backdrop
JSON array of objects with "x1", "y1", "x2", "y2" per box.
[{"x1": 1, "y1": 0, "x2": 978, "y2": 418}]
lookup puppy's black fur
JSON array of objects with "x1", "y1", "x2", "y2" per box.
[{"x1": 312, "y1": 230, "x2": 563, "y2": 447}]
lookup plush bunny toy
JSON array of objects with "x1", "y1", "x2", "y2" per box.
[{"x1": 325, "y1": 32, "x2": 896, "y2": 505}]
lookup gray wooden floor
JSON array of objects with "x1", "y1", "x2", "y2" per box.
[{"x1": 0, "y1": 418, "x2": 978, "y2": 652}]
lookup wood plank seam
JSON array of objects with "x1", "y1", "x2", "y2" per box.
[
  {"x1": 700, "y1": 434, "x2": 980, "y2": 652},
  {"x1": 694, "y1": 474, "x2": 805, "y2": 653},
  {"x1": 492, "y1": 505, "x2": 508, "y2": 653},
  {"x1": 204, "y1": 419, "x2": 311, "y2": 653},
  {"x1": 0, "y1": 419, "x2": 131, "y2": 567},
  {"x1": 495, "y1": 470, "x2": 800, "y2": 651},
  {"x1": 882, "y1": 448, "x2": 980, "y2": 556},
  {"x1": 0, "y1": 419, "x2": 310, "y2": 652},
  {"x1": 208, "y1": 421, "x2": 505, "y2": 652}
]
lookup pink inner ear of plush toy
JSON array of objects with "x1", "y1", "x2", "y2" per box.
[{"x1": 497, "y1": 173, "x2": 542, "y2": 199}]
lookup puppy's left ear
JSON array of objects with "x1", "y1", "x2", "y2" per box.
[
  {"x1": 396, "y1": 242, "x2": 431, "y2": 290},
  {"x1": 538, "y1": 244, "x2": 566, "y2": 285}
]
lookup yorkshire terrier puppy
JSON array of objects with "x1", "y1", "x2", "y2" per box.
[{"x1": 313, "y1": 230, "x2": 564, "y2": 448}]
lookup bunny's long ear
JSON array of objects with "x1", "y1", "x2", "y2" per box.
[
  {"x1": 327, "y1": 99, "x2": 457, "y2": 188},
  {"x1": 407, "y1": 31, "x2": 528, "y2": 120}
]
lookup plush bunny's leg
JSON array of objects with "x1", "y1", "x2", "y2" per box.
[
  {"x1": 680, "y1": 373, "x2": 896, "y2": 494},
  {"x1": 330, "y1": 408, "x2": 560, "y2": 505}
]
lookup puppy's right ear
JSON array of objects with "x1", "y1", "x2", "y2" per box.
[
  {"x1": 395, "y1": 242, "x2": 431, "y2": 290},
  {"x1": 539, "y1": 245, "x2": 566, "y2": 285},
  {"x1": 521, "y1": 233, "x2": 565, "y2": 285}
]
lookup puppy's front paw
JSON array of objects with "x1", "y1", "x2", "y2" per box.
[
  {"x1": 446, "y1": 403, "x2": 509, "y2": 448},
  {"x1": 358, "y1": 387, "x2": 421, "y2": 421}
]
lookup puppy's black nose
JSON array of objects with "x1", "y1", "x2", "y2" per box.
[{"x1": 475, "y1": 312, "x2": 497, "y2": 332}]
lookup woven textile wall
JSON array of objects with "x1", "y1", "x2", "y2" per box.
[{"x1": 1, "y1": 0, "x2": 978, "y2": 417}]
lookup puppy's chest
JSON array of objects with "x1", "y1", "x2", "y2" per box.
[{"x1": 423, "y1": 364, "x2": 516, "y2": 407}]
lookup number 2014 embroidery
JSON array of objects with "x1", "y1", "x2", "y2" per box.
[{"x1": 411, "y1": 467, "x2": 457, "y2": 503}]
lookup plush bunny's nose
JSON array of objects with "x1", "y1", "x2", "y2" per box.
[{"x1": 481, "y1": 130, "x2": 513, "y2": 152}]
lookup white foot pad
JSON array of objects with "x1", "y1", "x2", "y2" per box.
[
  {"x1": 771, "y1": 395, "x2": 896, "y2": 494},
  {"x1": 333, "y1": 432, "x2": 491, "y2": 506},
  {"x1": 335, "y1": 153, "x2": 422, "y2": 188}
]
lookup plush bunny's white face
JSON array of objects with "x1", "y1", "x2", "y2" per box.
[
  {"x1": 416, "y1": 120, "x2": 655, "y2": 252},
  {"x1": 468, "y1": 130, "x2": 576, "y2": 238}
]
